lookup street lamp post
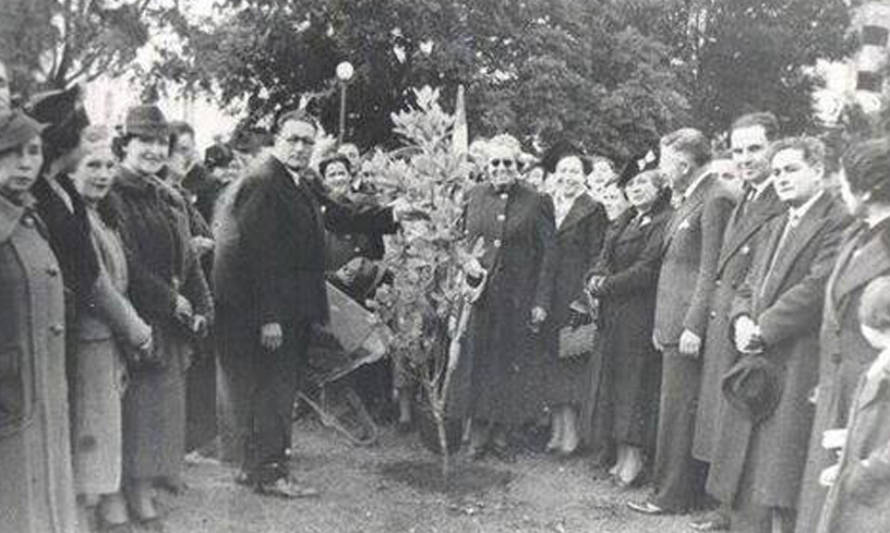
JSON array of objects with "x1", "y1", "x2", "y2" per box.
[{"x1": 336, "y1": 61, "x2": 354, "y2": 146}]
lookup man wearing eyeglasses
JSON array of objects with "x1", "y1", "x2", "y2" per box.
[{"x1": 215, "y1": 109, "x2": 420, "y2": 499}]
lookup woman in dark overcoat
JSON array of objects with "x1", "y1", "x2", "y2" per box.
[
  {"x1": 539, "y1": 147, "x2": 608, "y2": 455},
  {"x1": 107, "y1": 105, "x2": 213, "y2": 523},
  {"x1": 459, "y1": 133, "x2": 557, "y2": 457},
  {"x1": 587, "y1": 168, "x2": 673, "y2": 486},
  {"x1": 796, "y1": 138, "x2": 890, "y2": 533},
  {"x1": 0, "y1": 110, "x2": 78, "y2": 533}
]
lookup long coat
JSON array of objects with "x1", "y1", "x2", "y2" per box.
[
  {"x1": 0, "y1": 193, "x2": 76, "y2": 533},
  {"x1": 694, "y1": 185, "x2": 785, "y2": 462},
  {"x1": 816, "y1": 360, "x2": 890, "y2": 533},
  {"x1": 795, "y1": 219, "x2": 890, "y2": 533},
  {"x1": 540, "y1": 194, "x2": 608, "y2": 408},
  {"x1": 72, "y1": 208, "x2": 150, "y2": 495},
  {"x1": 455, "y1": 181, "x2": 556, "y2": 426},
  {"x1": 107, "y1": 166, "x2": 213, "y2": 480},
  {"x1": 707, "y1": 193, "x2": 849, "y2": 509},
  {"x1": 586, "y1": 192, "x2": 673, "y2": 448},
  {"x1": 213, "y1": 158, "x2": 395, "y2": 464}
]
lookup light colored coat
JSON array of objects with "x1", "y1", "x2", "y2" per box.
[{"x1": 0, "y1": 193, "x2": 76, "y2": 533}]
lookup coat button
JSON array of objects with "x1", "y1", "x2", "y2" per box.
[
  {"x1": 499, "y1": 193, "x2": 508, "y2": 200},
  {"x1": 50, "y1": 324, "x2": 64, "y2": 336},
  {"x1": 22, "y1": 216, "x2": 34, "y2": 227},
  {"x1": 46, "y1": 266, "x2": 59, "y2": 277},
  {"x1": 710, "y1": 311, "x2": 717, "y2": 319},
  {"x1": 715, "y1": 279, "x2": 721, "y2": 287},
  {"x1": 353, "y1": 246, "x2": 362, "y2": 253},
  {"x1": 320, "y1": 205, "x2": 327, "y2": 214},
  {"x1": 493, "y1": 239, "x2": 502, "y2": 248},
  {"x1": 497, "y1": 214, "x2": 505, "y2": 222}
]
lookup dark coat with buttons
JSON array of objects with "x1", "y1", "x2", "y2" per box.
[
  {"x1": 796, "y1": 220, "x2": 890, "y2": 533},
  {"x1": 0, "y1": 193, "x2": 77, "y2": 533},
  {"x1": 453, "y1": 181, "x2": 557, "y2": 425},
  {"x1": 587, "y1": 192, "x2": 673, "y2": 448},
  {"x1": 694, "y1": 185, "x2": 785, "y2": 462},
  {"x1": 707, "y1": 193, "x2": 850, "y2": 509},
  {"x1": 321, "y1": 187, "x2": 398, "y2": 271}
]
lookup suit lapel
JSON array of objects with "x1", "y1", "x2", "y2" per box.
[
  {"x1": 759, "y1": 194, "x2": 833, "y2": 305},
  {"x1": 717, "y1": 186, "x2": 784, "y2": 274},
  {"x1": 663, "y1": 175, "x2": 711, "y2": 250}
]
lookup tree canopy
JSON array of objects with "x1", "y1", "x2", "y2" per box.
[{"x1": 1, "y1": 0, "x2": 855, "y2": 157}]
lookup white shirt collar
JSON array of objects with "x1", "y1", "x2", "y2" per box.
[{"x1": 787, "y1": 190, "x2": 824, "y2": 225}]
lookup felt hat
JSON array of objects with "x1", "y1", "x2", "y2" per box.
[
  {"x1": 124, "y1": 105, "x2": 169, "y2": 138},
  {"x1": 616, "y1": 146, "x2": 660, "y2": 188},
  {"x1": 721, "y1": 354, "x2": 783, "y2": 425},
  {"x1": 25, "y1": 84, "x2": 89, "y2": 157},
  {"x1": 541, "y1": 140, "x2": 591, "y2": 175},
  {"x1": 0, "y1": 110, "x2": 47, "y2": 152}
]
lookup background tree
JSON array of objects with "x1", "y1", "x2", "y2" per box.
[
  {"x1": 618, "y1": 0, "x2": 855, "y2": 136},
  {"x1": 0, "y1": 0, "x2": 171, "y2": 99}
]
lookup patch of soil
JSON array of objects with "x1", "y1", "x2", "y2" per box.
[{"x1": 379, "y1": 459, "x2": 513, "y2": 495}]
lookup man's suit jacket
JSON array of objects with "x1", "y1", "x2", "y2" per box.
[
  {"x1": 707, "y1": 192, "x2": 849, "y2": 507},
  {"x1": 653, "y1": 174, "x2": 736, "y2": 346},
  {"x1": 235, "y1": 157, "x2": 395, "y2": 327}
]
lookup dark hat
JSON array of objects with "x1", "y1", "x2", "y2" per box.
[
  {"x1": 319, "y1": 153, "x2": 352, "y2": 177},
  {"x1": 25, "y1": 84, "x2": 89, "y2": 159},
  {"x1": 541, "y1": 139, "x2": 591, "y2": 175},
  {"x1": 124, "y1": 105, "x2": 169, "y2": 138},
  {"x1": 615, "y1": 146, "x2": 660, "y2": 188},
  {"x1": 204, "y1": 143, "x2": 234, "y2": 170},
  {"x1": 721, "y1": 355, "x2": 783, "y2": 425},
  {"x1": 0, "y1": 110, "x2": 47, "y2": 152}
]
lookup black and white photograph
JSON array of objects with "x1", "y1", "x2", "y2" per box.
[{"x1": 3, "y1": 1, "x2": 890, "y2": 532}]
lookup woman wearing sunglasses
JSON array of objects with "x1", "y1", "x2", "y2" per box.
[{"x1": 456, "y1": 133, "x2": 557, "y2": 460}]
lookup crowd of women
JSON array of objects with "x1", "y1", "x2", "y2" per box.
[{"x1": 3, "y1": 50, "x2": 890, "y2": 532}]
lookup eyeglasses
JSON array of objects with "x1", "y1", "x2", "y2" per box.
[
  {"x1": 284, "y1": 135, "x2": 316, "y2": 146},
  {"x1": 489, "y1": 158, "x2": 515, "y2": 168}
]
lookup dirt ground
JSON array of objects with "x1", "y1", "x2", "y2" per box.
[{"x1": 121, "y1": 418, "x2": 712, "y2": 533}]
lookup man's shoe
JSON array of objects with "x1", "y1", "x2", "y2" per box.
[
  {"x1": 255, "y1": 478, "x2": 320, "y2": 499},
  {"x1": 627, "y1": 500, "x2": 670, "y2": 515},
  {"x1": 690, "y1": 511, "x2": 730, "y2": 531}
]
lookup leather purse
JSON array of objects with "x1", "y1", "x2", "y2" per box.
[{"x1": 557, "y1": 291, "x2": 599, "y2": 360}]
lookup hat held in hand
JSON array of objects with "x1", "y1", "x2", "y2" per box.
[
  {"x1": 125, "y1": 105, "x2": 169, "y2": 138},
  {"x1": 721, "y1": 354, "x2": 782, "y2": 425}
]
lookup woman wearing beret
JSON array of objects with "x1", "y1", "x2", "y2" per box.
[
  {"x1": 0, "y1": 110, "x2": 78, "y2": 532},
  {"x1": 539, "y1": 147, "x2": 608, "y2": 456},
  {"x1": 69, "y1": 125, "x2": 154, "y2": 528},
  {"x1": 457, "y1": 133, "x2": 557, "y2": 458},
  {"x1": 106, "y1": 105, "x2": 213, "y2": 522},
  {"x1": 796, "y1": 138, "x2": 890, "y2": 533},
  {"x1": 586, "y1": 167, "x2": 673, "y2": 486}
]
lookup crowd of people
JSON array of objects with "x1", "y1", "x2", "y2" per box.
[{"x1": 3, "y1": 50, "x2": 890, "y2": 533}]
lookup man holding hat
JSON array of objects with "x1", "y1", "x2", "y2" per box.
[{"x1": 710, "y1": 136, "x2": 848, "y2": 532}]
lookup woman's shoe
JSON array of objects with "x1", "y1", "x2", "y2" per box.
[{"x1": 98, "y1": 493, "x2": 129, "y2": 529}]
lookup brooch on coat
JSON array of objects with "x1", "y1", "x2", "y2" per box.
[
  {"x1": 678, "y1": 218, "x2": 691, "y2": 231},
  {"x1": 639, "y1": 215, "x2": 652, "y2": 227},
  {"x1": 741, "y1": 244, "x2": 750, "y2": 255}
]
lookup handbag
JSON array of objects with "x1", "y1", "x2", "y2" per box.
[{"x1": 557, "y1": 291, "x2": 599, "y2": 360}]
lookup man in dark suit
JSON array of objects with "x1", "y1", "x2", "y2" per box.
[
  {"x1": 692, "y1": 112, "x2": 786, "y2": 531},
  {"x1": 710, "y1": 137, "x2": 850, "y2": 532},
  {"x1": 628, "y1": 128, "x2": 736, "y2": 515},
  {"x1": 218, "y1": 109, "x2": 416, "y2": 498}
]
